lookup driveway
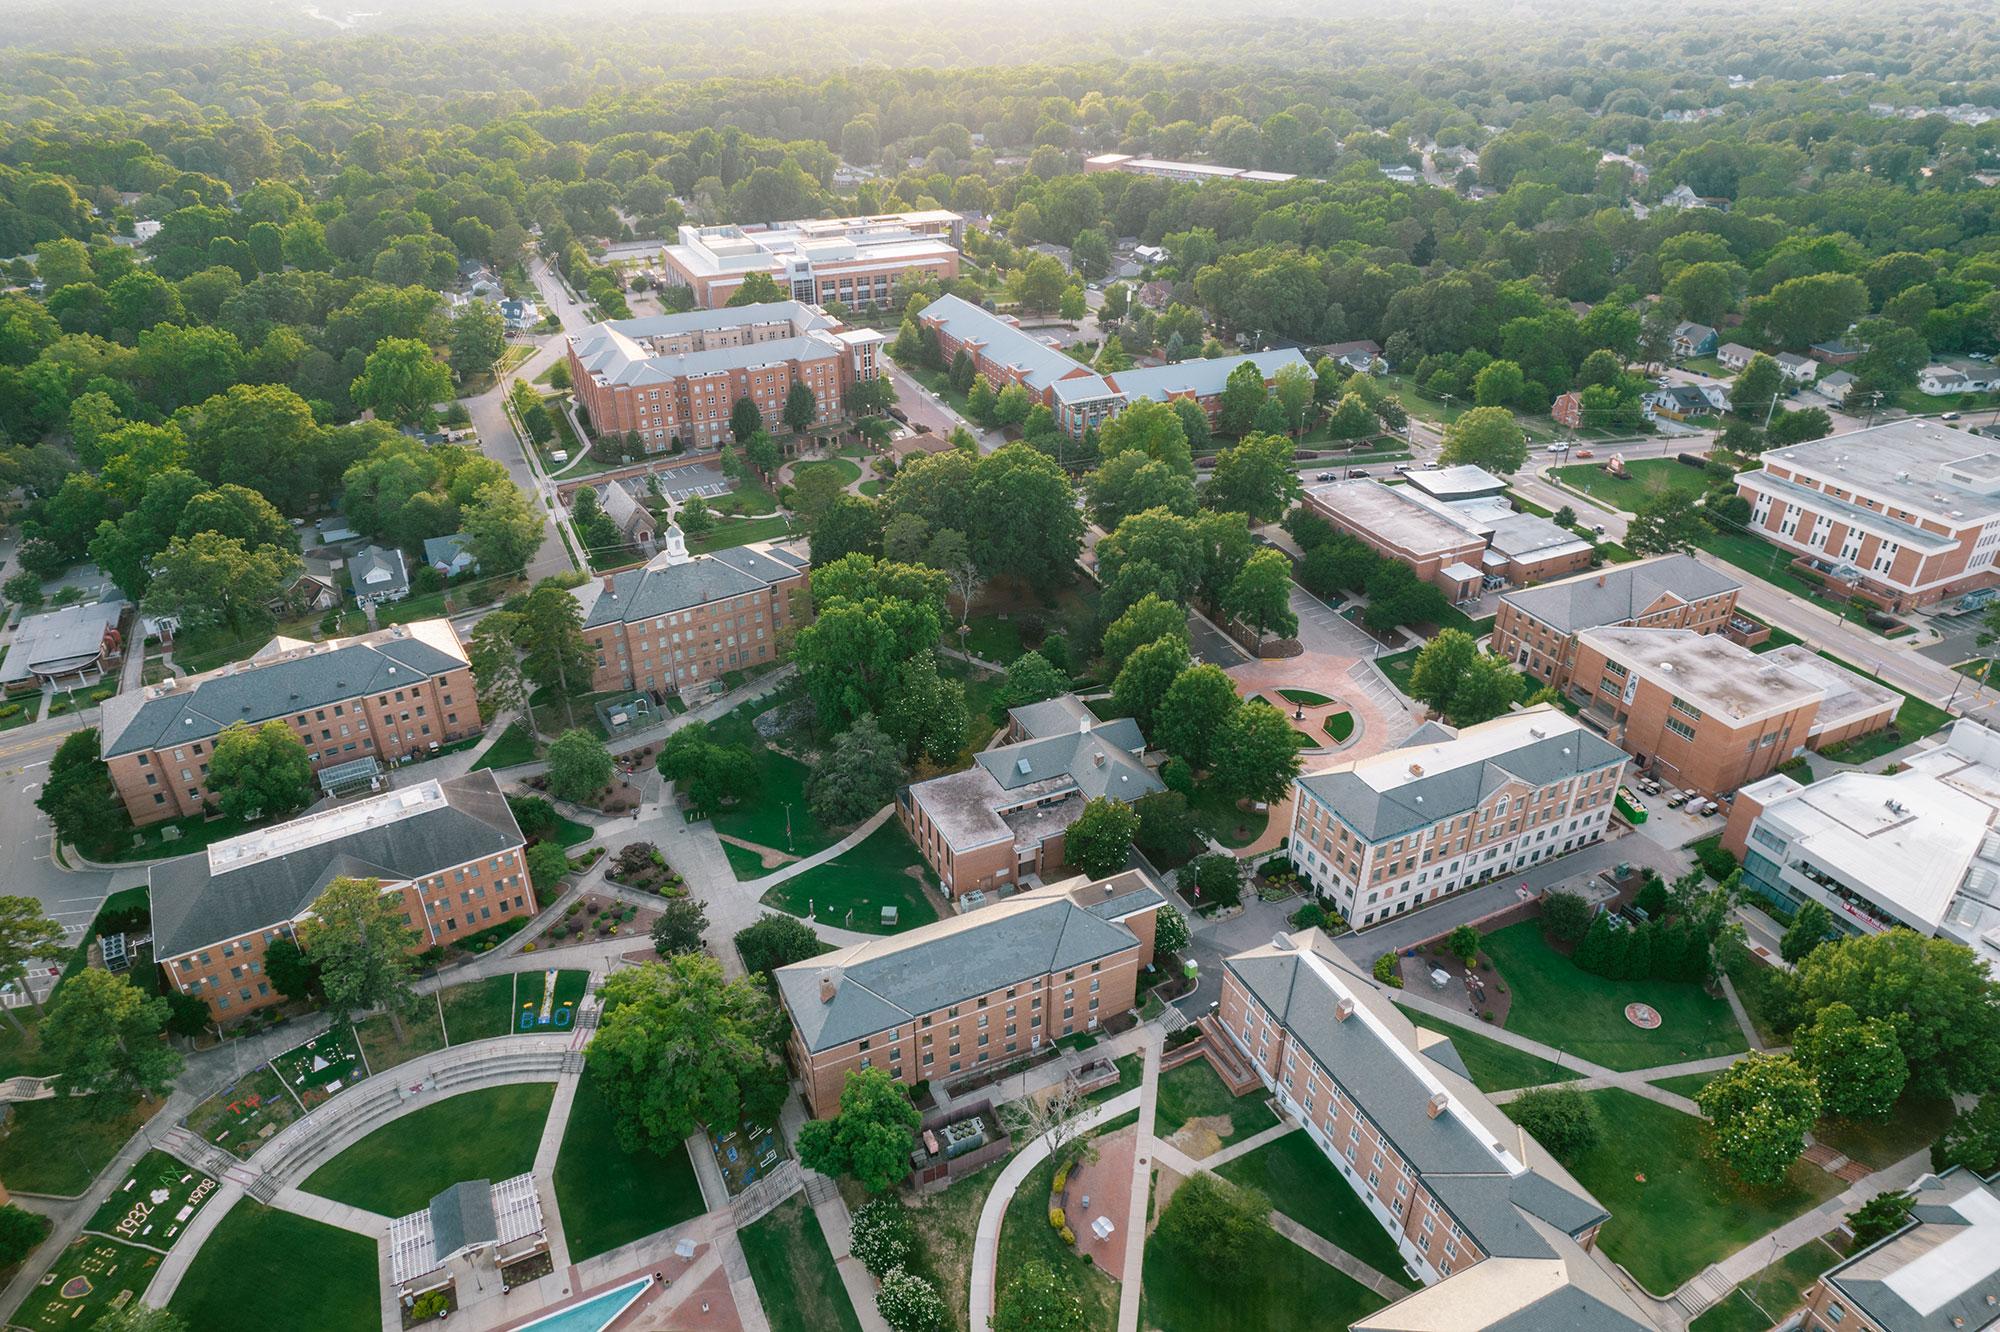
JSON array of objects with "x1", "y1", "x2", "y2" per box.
[{"x1": 884, "y1": 364, "x2": 1003, "y2": 452}]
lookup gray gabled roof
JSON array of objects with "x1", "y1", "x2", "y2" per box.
[
  {"x1": 351, "y1": 544, "x2": 409, "y2": 593},
  {"x1": 429, "y1": 1180, "x2": 497, "y2": 1261},
  {"x1": 1497, "y1": 554, "x2": 1740, "y2": 635},
  {"x1": 973, "y1": 726, "x2": 1155, "y2": 798},
  {"x1": 146, "y1": 771, "x2": 523, "y2": 958},
  {"x1": 776, "y1": 874, "x2": 1163, "y2": 1053},
  {"x1": 575, "y1": 542, "x2": 806, "y2": 628},
  {"x1": 918, "y1": 294, "x2": 1093, "y2": 393},
  {"x1": 101, "y1": 629, "x2": 467, "y2": 757}
]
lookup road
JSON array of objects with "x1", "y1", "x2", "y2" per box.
[
  {"x1": 0, "y1": 725, "x2": 141, "y2": 947},
  {"x1": 884, "y1": 362, "x2": 1005, "y2": 452}
]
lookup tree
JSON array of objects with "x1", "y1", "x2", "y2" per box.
[
  {"x1": 516, "y1": 581, "x2": 593, "y2": 727},
  {"x1": 1154, "y1": 905, "x2": 1191, "y2": 957},
  {"x1": 1794, "y1": 930, "x2": 2000, "y2": 1099},
  {"x1": 1152, "y1": 1172, "x2": 1269, "y2": 1272},
  {"x1": 1001, "y1": 650, "x2": 1069, "y2": 709},
  {"x1": 1324, "y1": 393, "x2": 1378, "y2": 440},
  {"x1": 807, "y1": 715, "x2": 905, "y2": 826},
  {"x1": 1215, "y1": 360, "x2": 1269, "y2": 436},
  {"x1": 208, "y1": 720, "x2": 314, "y2": 822},
  {"x1": 1225, "y1": 548, "x2": 1299, "y2": 647},
  {"x1": 1065, "y1": 797, "x2": 1139, "y2": 878},
  {"x1": 1179, "y1": 852, "x2": 1244, "y2": 908},
  {"x1": 1100, "y1": 594, "x2": 1188, "y2": 673},
  {"x1": 1794, "y1": 1002, "x2": 1909, "y2": 1121},
  {"x1": 813, "y1": 495, "x2": 885, "y2": 565},
  {"x1": 85, "y1": 1309, "x2": 186, "y2": 1332},
  {"x1": 651, "y1": 898, "x2": 710, "y2": 957},
  {"x1": 1206, "y1": 434, "x2": 1297, "y2": 523},
  {"x1": 1541, "y1": 891, "x2": 1593, "y2": 946},
  {"x1": 1113, "y1": 635, "x2": 1191, "y2": 729},
  {"x1": 993, "y1": 1260, "x2": 1087, "y2": 1332},
  {"x1": 730, "y1": 395, "x2": 762, "y2": 445},
  {"x1": 1627, "y1": 490, "x2": 1708, "y2": 555},
  {"x1": 527, "y1": 841, "x2": 571, "y2": 892},
  {"x1": 1933, "y1": 1092, "x2": 2000, "y2": 1174},
  {"x1": 726, "y1": 272, "x2": 787, "y2": 307},
  {"x1": 783, "y1": 381, "x2": 817, "y2": 434},
  {"x1": 1015, "y1": 255, "x2": 1067, "y2": 312},
  {"x1": 1133, "y1": 790, "x2": 1199, "y2": 866},
  {"x1": 350, "y1": 337, "x2": 452, "y2": 426},
  {"x1": 876, "y1": 1268, "x2": 946, "y2": 1332},
  {"x1": 42, "y1": 967, "x2": 182, "y2": 1104},
  {"x1": 546, "y1": 729, "x2": 613, "y2": 804},
  {"x1": 447, "y1": 301, "x2": 507, "y2": 380},
  {"x1": 1448, "y1": 924, "x2": 1482, "y2": 966},
  {"x1": 464, "y1": 480, "x2": 544, "y2": 575},
  {"x1": 586, "y1": 955, "x2": 789, "y2": 1152},
  {"x1": 1273, "y1": 362, "x2": 1317, "y2": 435},
  {"x1": 1087, "y1": 453, "x2": 1197, "y2": 531},
  {"x1": 1767, "y1": 406, "x2": 1833, "y2": 446},
  {"x1": 143, "y1": 532, "x2": 297, "y2": 638},
  {"x1": 263, "y1": 935, "x2": 319, "y2": 1001},
  {"x1": 1697, "y1": 1053, "x2": 1822, "y2": 1185},
  {"x1": 0, "y1": 1203, "x2": 49, "y2": 1270},
  {"x1": 850, "y1": 1199, "x2": 914, "y2": 1277},
  {"x1": 308, "y1": 876, "x2": 421, "y2": 1037},
  {"x1": 1508, "y1": 1087, "x2": 1601, "y2": 1161},
  {"x1": 1846, "y1": 1191, "x2": 1915, "y2": 1248},
  {"x1": 1448, "y1": 653, "x2": 1525, "y2": 726},
  {"x1": 1438, "y1": 406, "x2": 1527, "y2": 474},
  {"x1": 1473, "y1": 358, "x2": 1527, "y2": 409},
  {"x1": 1155, "y1": 664, "x2": 1241, "y2": 770},
  {"x1": 1408, "y1": 629, "x2": 1478, "y2": 714},
  {"x1": 1212, "y1": 700, "x2": 1305, "y2": 804},
  {"x1": 1779, "y1": 899, "x2": 1835, "y2": 964},
  {"x1": 968, "y1": 445, "x2": 1083, "y2": 592},
  {"x1": 797, "y1": 1067, "x2": 922, "y2": 1193},
  {"x1": 36, "y1": 728, "x2": 125, "y2": 858},
  {"x1": 1730, "y1": 354, "x2": 1784, "y2": 420},
  {"x1": 0, "y1": 898, "x2": 64, "y2": 1032},
  {"x1": 734, "y1": 913, "x2": 829, "y2": 981},
  {"x1": 1093, "y1": 335, "x2": 1131, "y2": 373}
]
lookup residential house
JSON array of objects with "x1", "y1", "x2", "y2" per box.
[
  {"x1": 0, "y1": 600, "x2": 125, "y2": 694},
  {"x1": 498, "y1": 297, "x2": 539, "y2": 331},
  {"x1": 1551, "y1": 391, "x2": 1583, "y2": 429},
  {"x1": 422, "y1": 534, "x2": 478, "y2": 578},
  {"x1": 275, "y1": 564, "x2": 340, "y2": 615},
  {"x1": 1775, "y1": 352, "x2": 1819, "y2": 384},
  {"x1": 1643, "y1": 384, "x2": 1719, "y2": 421},
  {"x1": 1716, "y1": 342, "x2": 1758, "y2": 371},
  {"x1": 1659, "y1": 183, "x2": 1708, "y2": 209},
  {"x1": 1671, "y1": 322, "x2": 1719, "y2": 359},
  {"x1": 1809, "y1": 339, "x2": 1863, "y2": 365},
  {"x1": 1082, "y1": 153, "x2": 1298, "y2": 185},
  {"x1": 1918, "y1": 359, "x2": 2000, "y2": 396},
  {"x1": 1816, "y1": 370, "x2": 1856, "y2": 405},
  {"x1": 351, "y1": 545, "x2": 411, "y2": 609},
  {"x1": 1131, "y1": 244, "x2": 1168, "y2": 266},
  {"x1": 1323, "y1": 339, "x2": 1383, "y2": 373}
]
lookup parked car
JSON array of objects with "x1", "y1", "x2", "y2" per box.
[
  {"x1": 1576, "y1": 448, "x2": 1595, "y2": 458},
  {"x1": 1546, "y1": 442, "x2": 1570, "y2": 454},
  {"x1": 1316, "y1": 471, "x2": 1336, "y2": 480}
]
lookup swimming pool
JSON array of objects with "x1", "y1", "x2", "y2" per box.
[{"x1": 512, "y1": 1275, "x2": 652, "y2": 1332}]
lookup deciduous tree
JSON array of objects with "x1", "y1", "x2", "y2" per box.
[
  {"x1": 797, "y1": 1067, "x2": 922, "y2": 1192},
  {"x1": 42, "y1": 966, "x2": 182, "y2": 1103},
  {"x1": 350, "y1": 337, "x2": 452, "y2": 425},
  {"x1": 1698, "y1": 1053, "x2": 1822, "y2": 1186},
  {"x1": 208, "y1": 720, "x2": 314, "y2": 822},
  {"x1": 1795, "y1": 1003, "x2": 1908, "y2": 1121},
  {"x1": 1438, "y1": 405, "x2": 1527, "y2": 474},
  {"x1": 546, "y1": 729, "x2": 613, "y2": 804},
  {"x1": 1065, "y1": 797, "x2": 1139, "y2": 878},
  {"x1": 1212, "y1": 699, "x2": 1304, "y2": 803},
  {"x1": 806, "y1": 715, "x2": 904, "y2": 826}
]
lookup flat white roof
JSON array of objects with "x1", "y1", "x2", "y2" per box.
[{"x1": 209, "y1": 780, "x2": 450, "y2": 875}]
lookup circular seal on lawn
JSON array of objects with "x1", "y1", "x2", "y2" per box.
[
  {"x1": 1624, "y1": 1002, "x2": 1662, "y2": 1030},
  {"x1": 60, "y1": 1277, "x2": 92, "y2": 1299}
]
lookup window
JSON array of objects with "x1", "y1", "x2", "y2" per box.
[{"x1": 1665, "y1": 717, "x2": 1696, "y2": 742}]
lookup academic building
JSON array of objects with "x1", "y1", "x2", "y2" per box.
[
  {"x1": 659, "y1": 212, "x2": 962, "y2": 309},
  {"x1": 776, "y1": 873, "x2": 1164, "y2": 1116},
  {"x1": 1288, "y1": 707, "x2": 1627, "y2": 928},
  {"x1": 1797, "y1": 1165, "x2": 2000, "y2": 1332},
  {"x1": 572, "y1": 526, "x2": 809, "y2": 696},
  {"x1": 566, "y1": 301, "x2": 887, "y2": 454},
  {"x1": 98, "y1": 621, "x2": 480, "y2": 826},
  {"x1": 149, "y1": 774, "x2": 530, "y2": 1020},
  {"x1": 1219, "y1": 930, "x2": 1656, "y2": 1331},
  {"x1": 1489, "y1": 556, "x2": 1743, "y2": 690}
]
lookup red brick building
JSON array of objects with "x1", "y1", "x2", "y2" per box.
[
  {"x1": 660, "y1": 212, "x2": 961, "y2": 309},
  {"x1": 1489, "y1": 555, "x2": 1742, "y2": 689}
]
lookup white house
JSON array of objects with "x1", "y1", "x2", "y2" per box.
[
  {"x1": 1817, "y1": 369, "x2": 1856, "y2": 404},
  {"x1": 351, "y1": 545, "x2": 411, "y2": 609},
  {"x1": 1774, "y1": 352, "x2": 1819, "y2": 384},
  {"x1": 1716, "y1": 342, "x2": 1757, "y2": 371},
  {"x1": 1919, "y1": 359, "x2": 2000, "y2": 396}
]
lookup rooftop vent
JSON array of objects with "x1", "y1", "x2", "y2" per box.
[
  {"x1": 1426, "y1": 1092, "x2": 1450, "y2": 1120},
  {"x1": 1016, "y1": 758, "x2": 1033, "y2": 776},
  {"x1": 1334, "y1": 998, "x2": 1355, "y2": 1021},
  {"x1": 1271, "y1": 933, "x2": 1296, "y2": 951},
  {"x1": 1092, "y1": 751, "x2": 1105, "y2": 768},
  {"x1": 1529, "y1": 727, "x2": 1545, "y2": 739},
  {"x1": 1408, "y1": 763, "x2": 1424, "y2": 777}
]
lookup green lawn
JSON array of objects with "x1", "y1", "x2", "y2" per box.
[
  {"x1": 440, "y1": 973, "x2": 517, "y2": 1044},
  {"x1": 705, "y1": 705, "x2": 838, "y2": 868},
  {"x1": 1512, "y1": 1089, "x2": 1843, "y2": 1295},
  {"x1": 0, "y1": 1092, "x2": 151, "y2": 1196},
  {"x1": 1480, "y1": 921, "x2": 1747, "y2": 1071},
  {"x1": 16, "y1": 1236, "x2": 164, "y2": 1332},
  {"x1": 1812, "y1": 1094, "x2": 1955, "y2": 1170},
  {"x1": 739, "y1": 1196, "x2": 865, "y2": 1332},
  {"x1": 1216, "y1": 1131, "x2": 1412, "y2": 1285},
  {"x1": 470, "y1": 720, "x2": 541, "y2": 771},
  {"x1": 1188, "y1": 782, "x2": 1269, "y2": 851},
  {"x1": 1690, "y1": 1238, "x2": 1845, "y2": 1332},
  {"x1": 185, "y1": 1066, "x2": 300, "y2": 1159},
  {"x1": 1651, "y1": 1069, "x2": 1723, "y2": 1099},
  {"x1": 554, "y1": 1069, "x2": 706, "y2": 1262},
  {"x1": 1398, "y1": 1005, "x2": 1581, "y2": 1093},
  {"x1": 95, "y1": 807, "x2": 263, "y2": 864},
  {"x1": 1277, "y1": 688, "x2": 1334, "y2": 706},
  {"x1": 512, "y1": 969, "x2": 590, "y2": 1035},
  {"x1": 1083, "y1": 1051, "x2": 1145, "y2": 1107},
  {"x1": 792, "y1": 457, "x2": 862, "y2": 490},
  {"x1": 760, "y1": 821, "x2": 940, "y2": 934},
  {"x1": 1550, "y1": 459, "x2": 1711, "y2": 512},
  {"x1": 1322, "y1": 711, "x2": 1355, "y2": 743},
  {"x1": 960, "y1": 613, "x2": 1026, "y2": 664},
  {"x1": 169, "y1": 1202, "x2": 380, "y2": 1332},
  {"x1": 1000, "y1": 1150, "x2": 1119, "y2": 1332},
  {"x1": 1720, "y1": 941, "x2": 1796, "y2": 1048},
  {"x1": 1376, "y1": 647, "x2": 1418, "y2": 698},
  {"x1": 301, "y1": 1083, "x2": 554, "y2": 1215},
  {"x1": 711, "y1": 486, "x2": 780, "y2": 517},
  {"x1": 689, "y1": 513, "x2": 796, "y2": 554},
  {"x1": 354, "y1": 1001, "x2": 447, "y2": 1074},
  {"x1": 87, "y1": 1150, "x2": 217, "y2": 1250},
  {"x1": 1141, "y1": 1214, "x2": 1388, "y2": 1332},
  {"x1": 724, "y1": 840, "x2": 776, "y2": 879},
  {"x1": 1153, "y1": 1058, "x2": 1280, "y2": 1146}
]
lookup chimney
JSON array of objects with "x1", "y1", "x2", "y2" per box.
[
  {"x1": 818, "y1": 972, "x2": 837, "y2": 1004},
  {"x1": 1596, "y1": 574, "x2": 1607, "y2": 588},
  {"x1": 1408, "y1": 763, "x2": 1424, "y2": 777},
  {"x1": 1427, "y1": 1091, "x2": 1450, "y2": 1119},
  {"x1": 1334, "y1": 998, "x2": 1355, "y2": 1021},
  {"x1": 1092, "y1": 751, "x2": 1105, "y2": 767}
]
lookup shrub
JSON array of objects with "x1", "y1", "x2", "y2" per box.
[
  {"x1": 876, "y1": 1266, "x2": 946, "y2": 1332},
  {"x1": 0, "y1": 703, "x2": 19, "y2": 719},
  {"x1": 1509, "y1": 1087, "x2": 1601, "y2": 1161},
  {"x1": 411, "y1": 1291, "x2": 449, "y2": 1321},
  {"x1": 1052, "y1": 1164, "x2": 1070, "y2": 1193},
  {"x1": 1373, "y1": 952, "x2": 1402, "y2": 988},
  {"x1": 1692, "y1": 837, "x2": 1739, "y2": 882},
  {"x1": 1291, "y1": 902, "x2": 1328, "y2": 931},
  {"x1": 1049, "y1": 1206, "x2": 1066, "y2": 1231},
  {"x1": 1058, "y1": 1225, "x2": 1075, "y2": 1245},
  {"x1": 850, "y1": 1199, "x2": 915, "y2": 1277}
]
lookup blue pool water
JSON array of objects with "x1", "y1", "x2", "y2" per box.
[{"x1": 513, "y1": 1276, "x2": 651, "y2": 1332}]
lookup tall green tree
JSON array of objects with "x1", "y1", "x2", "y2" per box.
[
  {"x1": 1099, "y1": 594, "x2": 1188, "y2": 674},
  {"x1": 796, "y1": 1067, "x2": 922, "y2": 1192},
  {"x1": 1794, "y1": 1002, "x2": 1908, "y2": 1121},
  {"x1": 350, "y1": 337, "x2": 453, "y2": 426},
  {"x1": 1215, "y1": 360, "x2": 1268, "y2": 436},
  {"x1": 208, "y1": 720, "x2": 314, "y2": 822},
  {"x1": 0, "y1": 897, "x2": 65, "y2": 1031},
  {"x1": 1438, "y1": 406, "x2": 1527, "y2": 474},
  {"x1": 36, "y1": 728, "x2": 126, "y2": 858},
  {"x1": 1627, "y1": 490, "x2": 1708, "y2": 555},
  {"x1": 1225, "y1": 547, "x2": 1299, "y2": 647},
  {"x1": 1793, "y1": 930, "x2": 2000, "y2": 1099},
  {"x1": 1697, "y1": 1053, "x2": 1822, "y2": 1186},
  {"x1": 1407, "y1": 629, "x2": 1478, "y2": 713},
  {"x1": 1212, "y1": 699, "x2": 1305, "y2": 803},
  {"x1": 308, "y1": 876, "x2": 421, "y2": 1039},
  {"x1": 782, "y1": 381, "x2": 817, "y2": 434},
  {"x1": 1155, "y1": 664, "x2": 1241, "y2": 770},
  {"x1": 1112, "y1": 635, "x2": 1191, "y2": 730},
  {"x1": 1065, "y1": 797, "x2": 1140, "y2": 878},
  {"x1": 447, "y1": 300, "x2": 507, "y2": 379},
  {"x1": 41, "y1": 967, "x2": 183, "y2": 1104},
  {"x1": 546, "y1": 729, "x2": 613, "y2": 804},
  {"x1": 806, "y1": 715, "x2": 905, "y2": 826}
]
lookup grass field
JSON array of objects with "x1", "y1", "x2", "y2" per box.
[
  {"x1": 16, "y1": 1235, "x2": 165, "y2": 1332},
  {"x1": 739, "y1": 1197, "x2": 866, "y2": 1332},
  {"x1": 689, "y1": 513, "x2": 796, "y2": 554},
  {"x1": 1140, "y1": 1212, "x2": 1388, "y2": 1332},
  {"x1": 185, "y1": 1066, "x2": 300, "y2": 1159},
  {"x1": 961, "y1": 614, "x2": 1026, "y2": 664},
  {"x1": 1690, "y1": 1237, "x2": 1845, "y2": 1332},
  {"x1": 169, "y1": 1203, "x2": 380, "y2": 1332},
  {"x1": 511, "y1": 968, "x2": 590, "y2": 1035},
  {"x1": 999, "y1": 1150, "x2": 1118, "y2": 1332},
  {"x1": 1650, "y1": 1069, "x2": 1723, "y2": 1099},
  {"x1": 1153, "y1": 1059, "x2": 1279, "y2": 1148},
  {"x1": 1398, "y1": 1005, "x2": 1581, "y2": 1093},
  {"x1": 354, "y1": 1002, "x2": 447, "y2": 1075},
  {"x1": 0, "y1": 1092, "x2": 151, "y2": 1196},
  {"x1": 1812, "y1": 1094, "x2": 1955, "y2": 1170},
  {"x1": 471, "y1": 720, "x2": 541, "y2": 771},
  {"x1": 1216, "y1": 1132, "x2": 1412, "y2": 1285},
  {"x1": 1376, "y1": 647, "x2": 1418, "y2": 698},
  {"x1": 1480, "y1": 921, "x2": 1747, "y2": 1071},
  {"x1": 440, "y1": 973, "x2": 517, "y2": 1044},
  {"x1": 301, "y1": 1083, "x2": 554, "y2": 1216},
  {"x1": 792, "y1": 457, "x2": 862, "y2": 490},
  {"x1": 705, "y1": 707, "x2": 838, "y2": 869},
  {"x1": 553, "y1": 1069, "x2": 706, "y2": 1262},
  {"x1": 881, "y1": 1159, "x2": 1001, "y2": 1332},
  {"x1": 1189, "y1": 783, "x2": 1269, "y2": 851},
  {"x1": 1719, "y1": 941, "x2": 1796, "y2": 1048},
  {"x1": 1512, "y1": 1089, "x2": 1843, "y2": 1295},
  {"x1": 1322, "y1": 711, "x2": 1355, "y2": 743},
  {"x1": 87, "y1": 1150, "x2": 218, "y2": 1250},
  {"x1": 1550, "y1": 459, "x2": 1711, "y2": 512},
  {"x1": 760, "y1": 821, "x2": 940, "y2": 933}
]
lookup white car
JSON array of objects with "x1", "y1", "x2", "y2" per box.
[{"x1": 1546, "y1": 442, "x2": 1570, "y2": 454}]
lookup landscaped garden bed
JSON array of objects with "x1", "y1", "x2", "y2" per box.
[
  {"x1": 543, "y1": 895, "x2": 651, "y2": 947},
  {"x1": 271, "y1": 1025, "x2": 368, "y2": 1108},
  {"x1": 502, "y1": 1249, "x2": 555, "y2": 1289},
  {"x1": 185, "y1": 1065, "x2": 300, "y2": 1157},
  {"x1": 511, "y1": 968, "x2": 590, "y2": 1034},
  {"x1": 87, "y1": 1150, "x2": 219, "y2": 1250},
  {"x1": 605, "y1": 840, "x2": 686, "y2": 894},
  {"x1": 17, "y1": 1235, "x2": 165, "y2": 1331}
]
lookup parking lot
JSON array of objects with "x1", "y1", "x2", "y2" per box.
[
  {"x1": 620, "y1": 462, "x2": 729, "y2": 504},
  {"x1": 1621, "y1": 779, "x2": 1729, "y2": 849}
]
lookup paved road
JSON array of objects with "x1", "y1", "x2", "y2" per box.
[{"x1": 884, "y1": 363, "x2": 1004, "y2": 452}]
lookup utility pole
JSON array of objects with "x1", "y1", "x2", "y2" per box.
[{"x1": 1763, "y1": 392, "x2": 1783, "y2": 430}]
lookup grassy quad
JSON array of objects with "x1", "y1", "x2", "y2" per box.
[
  {"x1": 15, "y1": 1235, "x2": 166, "y2": 1332},
  {"x1": 300, "y1": 1083, "x2": 555, "y2": 1216},
  {"x1": 1690, "y1": 1236, "x2": 1846, "y2": 1332},
  {"x1": 185, "y1": 1066, "x2": 301, "y2": 1159},
  {"x1": 1139, "y1": 1210, "x2": 1388, "y2": 1332},
  {"x1": 0, "y1": 1093, "x2": 153, "y2": 1196},
  {"x1": 1478, "y1": 921, "x2": 1747, "y2": 1071},
  {"x1": 552, "y1": 1069, "x2": 707, "y2": 1262},
  {"x1": 1215, "y1": 1131, "x2": 1413, "y2": 1286},
  {"x1": 1397, "y1": 1005, "x2": 1580, "y2": 1094},
  {"x1": 1509, "y1": 1089, "x2": 1843, "y2": 1295},
  {"x1": 511, "y1": 968, "x2": 590, "y2": 1035},
  {"x1": 354, "y1": 1000, "x2": 447, "y2": 1075},
  {"x1": 739, "y1": 1196, "x2": 866, "y2": 1332},
  {"x1": 1549, "y1": 458, "x2": 1711, "y2": 512},
  {"x1": 470, "y1": 720, "x2": 542, "y2": 771},
  {"x1": 87, "y1": 1149, "x2": 219, "y2": 1250},
  {"x1": 704, "y1": 707, "x2": 839, "y2": 874},
  {"x1": 1152, "y1": 1059, "x2": 1279, "y2": 1152},
  {"x1": 169, "y1": 1202, "x2": 380, "y2": 1332},
  {"x1": 439, "y1": 973, "x2": 518, "y2": 1044},
  {"x1": 760, "y1": 821, "x2": 940, "y2": 934}
]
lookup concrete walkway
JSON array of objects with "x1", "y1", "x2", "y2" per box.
[
  {"x1": 1112, "y1": 1031, "x2": 1163, "y2": 1332},
  {"x1": 267, "y1": 1185, "x2": 391, "y2": 1237},
  {"x1": 1269, "y1": 1212, "x2": 1411, "y2": 1303},
  {"x1": 1199, "y1": 1117, "x2": 1298, "y2": 1169},
  {"x1": 967, "y1": 1088, "x2": 1143, "y2": 1332},
  {"x1": 737, "y1": 804, "x2": 895, "y2": 892}
]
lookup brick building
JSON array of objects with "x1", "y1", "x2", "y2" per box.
[
  {"x1": 148, "y1": 773, "x2": 530, "y2": 1020},
  {"x1": 1734, "y1": 419, "x2": 2000, "y2": 611},
  {"x1": 566, "y1": 302, "x2": 886, "y2": 455},
  {"x1": 1489, "y1": 555, "x2": 1742, "y2": 689},
  {"x1": 775, "y1": 873, "x2": 1163, "y2": 1117},
  {"x1": 572, "y1": 526, "x2": 808, "y2": 696},
  {"x1": 659, "y1": 212, "x2": 961, "y2": 309},
  {"x1": 1299, "y1": 477, "x2": 1593, "y2": 600},
  {"x1": 1566, "y1": 629, "x2": 1897, "y2": 795},
  {"x1": 1288, "y1": 707, "x2": 1626, "y2": 928},
  {"x1": 1219, "y1": 930, "x2": 1655, "y2": 1330},
  {"x1": 899, "y1": 695, "x2": 1161, "y2": 903},
  {"x1": 1797, "y1": 1166, "x2": 2000, "y2": 1332},
  {"x1": 915, "y1": 295, "x2": 1309, "y2": 439},
  {"x1": 99, "y1": 620, "x2": 480, "y2": 827}
]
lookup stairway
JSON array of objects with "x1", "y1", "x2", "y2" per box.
[
  {"x1": 1675, "y1": 1265, "x2": 1735, "y2": 1319},
  {"x1": 1194, "y1": 1015, "x2": 1262, "y2": 1095}
]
